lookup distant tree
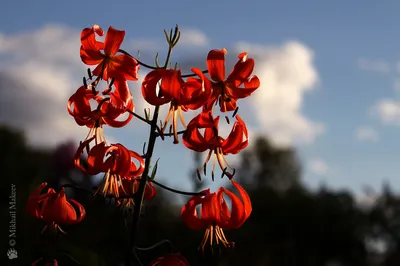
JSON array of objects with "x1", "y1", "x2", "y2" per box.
[
  {"x1": 228, "y1": 136, "x2": 369, "y2": 266},
  {"x1": 238, "y1": 137, "x2": 302, "y2": 192},
  {"x1": 4, "y1": 126, "x2": 400, "y2": 266},
  {"x1": 369, "y1": 183, "x2": 400, "y2": 265}
]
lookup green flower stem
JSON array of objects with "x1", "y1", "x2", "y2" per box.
[
  {"x1": 130, "y1": 26, "x2": 180, "y2": 253},
  {"x1": 135, "y1": 239, "x2": 172, "y2": 252},
  {"x1": 150, "y1": 179, "x2": 204, "y2": 196},
  {"x1": 130, "y1": 103, "x2": 161, "y2": 247},
  {"x1": 127, "y1": 110, "x2": 150, "y2": 125}
]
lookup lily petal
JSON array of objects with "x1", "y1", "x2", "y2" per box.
[
  {"x1": 111, "y1": 54, "x2": 140, "y2": 81},
  {"x1": 200, "y1": 192, "x2": 220, "y2": 222},
  {"x1": 181, "y1": 190, "x2": 209, "y2": 230},
  {"x1": 231, "y1": 180, "x2": 252, "y2": 224},
  {"x1": 222, "y1": 180, "x2": 252, "y2": 228},
  {"x1": 220, "y1": 188, "x2": 245, "y2": 229},
  {"x1": 80, "y1": 25, "x2": 105, "y2": 65},
  {"x1": 142, "y1": 69, "x2": 172, "y2": 106},
  {"x1": 207, "y1": 49, "x2": 227, "y2": 81},
  {"x1": 161, "y1": 70, "x2": 185, "y2": 100},
  {"x1": 221, "y1": 115, "x2": 248, "y2": 154},
  {"x1": 127, "y1": 150, "x2": 145, "y2": 177},
  {"x1": 227, "y1": 52, "x2": 255, "y2": 82},
  {"x1": 113, "y1": 79, "x2": 132, "y2": 105},
  {"x1": 26, "y1": 182, "x2": 49, "y2": 219},
  {"x1": 104, "y1": 26, "x2": 125, "y2": 56}
]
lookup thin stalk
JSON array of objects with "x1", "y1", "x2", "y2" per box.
[
  {"x1": 130, "y1": 104, "x2": 160, "y2": 245},
  {"x1": 128, "y1": 26, "x2": 181, "y2": 265},
  {"x1": 130, "y1": 27, "x2": 179, "y2": 249}
]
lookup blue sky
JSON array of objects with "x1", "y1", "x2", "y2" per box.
[{"x1": 2, "y1": 0, "x2": 400, "y2": 199}]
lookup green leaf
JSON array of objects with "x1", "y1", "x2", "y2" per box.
[{"x1": 149, "y1": 158, "x2": 160, "y2": 181}]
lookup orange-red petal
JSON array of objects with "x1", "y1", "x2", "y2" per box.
[
  {"x1": 142, "y1": 69, "x2": 173, "y2": 106},
  {"x1": 227, "y1": 52, "x2": 255, "y2": 82},
  {"x1": 110, "y1": 54, "x2": 140, "y2": 81},
  {"x1": 221, "y1": 115, "x2": 248, "y2": 154},
  {"x1": 207, "y1": 49, "x2": 227, "y2": 81},
  {"x1": 26, "y1": 182, "x2": 50, "y2": 219},
  {"x1": 181, "y1": 190, "x2": 209, "y2": 230},
  {"x1": 112, "y1": 78, "x2": 132, "y2": 105},
  {"x1": 220, "y1": 180, "x2": 252, "y2": 229},
  {"x1": 104, "y1": 26, "x2": 125, "y2": 56},
  {"x1": 80, "y1": 25, "x2": 105, "y2": 65},
  {"x1": 42, "y1": 188, "x2": 78, "y2": 224}
]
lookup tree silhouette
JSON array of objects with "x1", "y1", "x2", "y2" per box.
[
  {"x1": 3, "y1": 125, "x2": 400, "y2": 265},
  {"x1": 238, "y1": 137, "x2": 301, "y2": 192}
]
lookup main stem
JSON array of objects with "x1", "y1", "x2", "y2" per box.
[
  {"x1": 129, "y1": 27, "x2": 176, "y2": 262},
  {"x1": 130, "y1": 104, "x2": 161, "y2": 246}
]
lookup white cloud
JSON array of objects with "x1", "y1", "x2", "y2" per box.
[
  {"x1": 178, "y1": 28, "x2": 209, "y2": 47},
  {"x1": 2, "y1": 25, "x2": 321, "y2": 150},
  {"x1": 393, "y1": 79, "x2": 400, "y2": 94},
  {"x1": 308, "y1": 158, "x2": 329, "y2": 176},
  {"x1": 0, "y1": 24, "x2": 115, "y2": 148},
  {"x1": 357, "y1": 58, "x2": 390, "y2": 73},
  {"x1": 355, "y1": 126, "x2": 379, "y2": 142},
  {"x1": 234, "y1": 41, "x2": 324, "y2": 147},
  {"x1": 372, "y1": 99, "x2": 400, "y2": 125},
  {"x1": 130, "y1": 39, "x2": 160, "y2": 53}
]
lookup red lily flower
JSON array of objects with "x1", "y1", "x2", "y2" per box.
[
  {"x1": 80, "y1": 24, "x2": 139, "y2": 81},
  {"x1": 181, "y1": 180, "x2": 251, "y2": 251},
  {"x1": 74, "y1": 140, "x2": 145, "y2": 197},
  {"x1": 27, "y1": 183, "x2": 86, "y2": 234},
  {"x1": 68, "y1": 79, "x2": 134, "y2": 147},
  {"x1": 68, "y1": 79, "x2": 134, "y2": 128},
  {"x1": 203, "y1": 48, "x2": 260, "y2": 112},
  {"x1": 116, "y1": 177, "x2": 156, "y2": 208},
  {"x1": 142, "y1": 68, "x2": 211, "y2": 143},
  {"x1": 149, "y1": 253, "x2": 190, "y2": 266},
  {"x1": 31, "y1": 258, "x2": 58, "y2": 266},
  {"x1": 182, "y1": 111, "x2": 248, "y2": 179}
]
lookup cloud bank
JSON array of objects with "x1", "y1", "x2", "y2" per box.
[
  {"x1": 0, "y1": 24, "x2": 323, "y2": 150},
  {"x1": 357, "y1": 58, "x2": 390, "y2": 73},
  {"x1": 355, "y1": 126, "x2": 379, "y2": 142},
  {"x1": 234, "y1": 41, "x2": 324, "y2": 147}
]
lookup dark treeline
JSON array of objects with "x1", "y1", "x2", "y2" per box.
[{"x1": 2, "y1": 125, "x2": 400, "y2": 266}]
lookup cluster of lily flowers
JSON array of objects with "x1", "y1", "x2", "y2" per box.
[{"x1": 26, "y1": 24, "x2": 260, "y2": 265}]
